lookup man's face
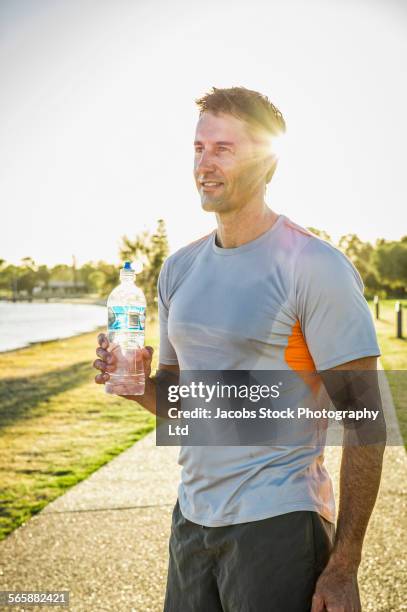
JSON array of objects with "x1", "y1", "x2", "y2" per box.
[{"x1": 194, "y1": 112, "x2": 271, "y2": 213}]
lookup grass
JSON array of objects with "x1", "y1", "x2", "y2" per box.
[
  {"x1": 0, "y1": 321, "x2": 159, "y2": 541},
  {"x1": 368, "y1": 299, "x2": 407, "y2": 446}
]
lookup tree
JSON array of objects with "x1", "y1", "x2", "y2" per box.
[
  {"x1": 95, "y1": 261, "x2": 120, "y2": 296},
  {"x1": 18, "y1": 257, "x2": 38, "y2": 297},
  {"x1": 306, "y1": 227, "x2": 333, "y2": 243},
  {"x1": 0, "y1": 263, "x2": 19, "y2": 297},
  {"x1": 87, "y1": 270, "x2": 106, "y2": 293},
  {"x1": 37, "y1": 265, "x2": 51, "y2": 289},
  {"x1": 78, "y1": 262, "x2": 98, "y2": 293},
  {"x1": 338, "y1": 234, "x2": 375, "y2": 279},
  {"x1": 337, "y1": 233, "x2": 382, "y2": 297},
  {"x1": 50, "y1": 264, "x2": 73, "y2": 282},
  {"x1": 120, "y1": 219, "x2": 169, "y2": 313},
  {"x1": 373, "y1": 241, "x2": 407, "y2": 291}
]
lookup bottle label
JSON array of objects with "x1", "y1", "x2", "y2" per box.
[{"x1": 108, "y1": 305, "x2": 146, "y2": 332}]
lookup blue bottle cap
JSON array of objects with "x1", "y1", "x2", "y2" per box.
[{"x1": 123, "y1": 261, "x2": 133, "y2": 270}]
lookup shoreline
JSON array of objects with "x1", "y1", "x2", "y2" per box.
[
  {"x1": 0, "y1": 325, "x2": 106, "y2": 355},
  {"x1": 0, "y1": 313, "x2": 156, "y2": 355},
  {"x1": 0, "y1": 301, "x2": 107, "y2": 354},
  {"x1": 0, "y1": 296, "x2": 106, "y2": 306}
]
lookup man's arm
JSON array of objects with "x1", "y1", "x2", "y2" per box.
[
  {"x1": 93, "y1": 332, "x2": 179, "y2": 416},
  {"x1": 312, "y1": 356, "x2": 386, "y2": 612}
]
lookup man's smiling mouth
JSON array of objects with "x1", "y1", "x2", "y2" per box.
[{"x1": 200, "y1": 181, "x2": 224, "y2": 190}]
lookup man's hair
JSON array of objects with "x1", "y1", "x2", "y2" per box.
[
  {"x1": 195, "y1": 86, "x2": 286, "y2": 183},
  {"x1": 195, "y1": 86, "x2": 286, "y2": 139}
]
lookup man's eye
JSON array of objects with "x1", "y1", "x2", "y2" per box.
[
  {"x1": 217, "y1": 146, "x2": 229, "y2": 152},
  {"x1": 194, "y1": 147, "x2": 203, "y2": 154}
]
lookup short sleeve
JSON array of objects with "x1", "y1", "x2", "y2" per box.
[
  {"x1": 295, "y1": 239, "x2": 380, "y2": 371},
  {"x1": 157, "y1": 260, "x2": 179, "y2": 365}
]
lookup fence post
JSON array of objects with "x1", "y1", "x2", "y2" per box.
[
  {"x1": 373, "y1": 295, "x2": 380, "y2": 320},
  {"x1": 395, "y1": 301, "x2": 403, "y2": 339}
]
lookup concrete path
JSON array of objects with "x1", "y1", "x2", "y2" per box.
[{"x1": 0, "y1": 374, "x2": 406, "y2": 611}]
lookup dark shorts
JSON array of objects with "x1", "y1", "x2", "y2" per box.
[{"x1": 164, "y1": 500, "x2": 335, "y2": 612}]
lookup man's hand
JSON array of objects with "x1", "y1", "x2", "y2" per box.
[
  {"x1": 93, "y1": 332, "x2": 154, "y2": 395},
  {"x1": 311, "y1": 562, "x2": 361, "y2": 612}
]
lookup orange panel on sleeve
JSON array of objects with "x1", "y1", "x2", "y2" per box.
[
  {"x1": 285, "y1": 320, "x2": 316, "y2": 371},
  {"x1": 285, "y1": 320, "x2": 323, "y2": 395}
]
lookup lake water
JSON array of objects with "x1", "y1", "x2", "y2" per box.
[{"x1": 0, "y1": 302, "x2": 106, "y2": 352}]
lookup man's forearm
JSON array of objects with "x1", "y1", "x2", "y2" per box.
[
  {"x1": 319, "y1": 358, "x2": 386, "y2": 569},
  {"x1": 128, "y1": 375, "x2": 158, "y2": 415},
  {"x1": 328, "y1": 441, "x2": 385, "y2": 570},
  {"x1": 126, "y1": 369, "x2": 179, "y2": 418},
  {"x1": 311, "y1": 443, "x2": 384, "y2": 612}
]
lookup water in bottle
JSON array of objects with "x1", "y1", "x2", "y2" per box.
[{"x1": 105, "y1": 261, "x2": 146, "y2": 395}]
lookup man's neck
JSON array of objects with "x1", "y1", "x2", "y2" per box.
[{"x1": 215, "y1": 201, "x2": 279, "y2": 249}]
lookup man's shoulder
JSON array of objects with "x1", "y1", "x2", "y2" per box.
[
  {"x1": 273, "y1": 215, "x2": 316, "y2": 256},
  {"x1": 277, "y1": 216, "x2": 362, "y2": 288},
  {"x1": 280, "y1": 216, "x2": 352, "y2": 266}
]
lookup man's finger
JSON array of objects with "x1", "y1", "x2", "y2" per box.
[
  {"x1": 142, "y1": 346, "x2": 154, "y2": 360},
  {"x1": 311, "y1": 593, "x2": 325, "y2": 612},
  {"x1": 96, "y1": 347, "x2": 116, "y2": 363},
  {"x1": 135, "y1": 346, "x2": 153, "y2": 364},
  {"x1": 97, "y1": 333, "x2": 109, "y2": 349},
  {"x1": 93, "y1": 358, "x2": 116, "y2": 373},
  {"x1": 95, "y1": 372, "x2": 109, "y2": 384},
  {"x1": 93, "y1": 359, "x2": 107, "y2": 372},
  {"x1": 96, "y1": 347, "x2": 109, "y2": 361}
]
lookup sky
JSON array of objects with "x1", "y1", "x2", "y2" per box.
[{"x1": 1, "y1": 0, "x2": 406, "y2": 266}]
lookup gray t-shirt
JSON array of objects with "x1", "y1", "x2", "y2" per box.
[{"x1": 158, "y1": 214, "x2": 380, "y2": 526}]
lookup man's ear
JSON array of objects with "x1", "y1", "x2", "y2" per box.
[{"x1": 265, "y1": 154, "x2": 278, "y2": 184}]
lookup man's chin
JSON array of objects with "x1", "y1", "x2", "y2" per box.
[{"x1": 201, "y1": 197, "x2": 226, "y2": 212}]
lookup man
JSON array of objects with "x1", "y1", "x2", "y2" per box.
[{"x1": 94, "y1": 87, "x2": 385, "y2": 611}]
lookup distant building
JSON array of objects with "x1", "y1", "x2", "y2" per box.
[{"x1": 34, "y1": 281, "x2": 86, "y2": 295}]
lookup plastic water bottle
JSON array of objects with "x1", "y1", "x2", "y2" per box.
[{"x1": 105, "y1": 262, "x2": 146, "y2": 396}]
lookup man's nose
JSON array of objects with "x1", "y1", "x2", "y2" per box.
[{"x1": 195, "y1": 151, "x2": 216, "y2": 174}]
